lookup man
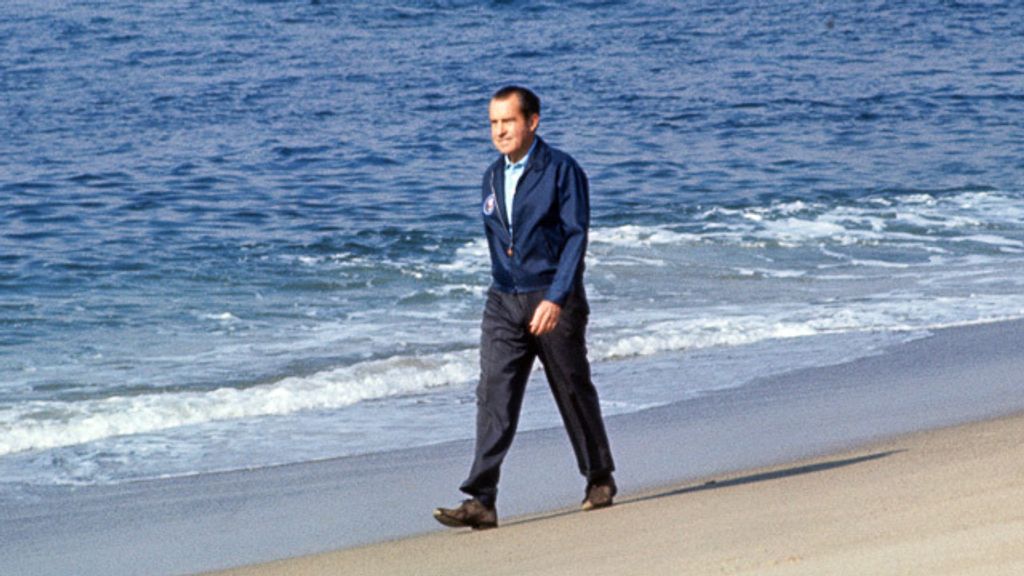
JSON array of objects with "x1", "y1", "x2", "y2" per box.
[{"x1": 433, "y1": 86, "x2": 616, "y2": 530}]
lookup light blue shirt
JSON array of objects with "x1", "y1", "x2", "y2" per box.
[{"x1": 503, "y1": 138, "x2": 538, "y2": 231}]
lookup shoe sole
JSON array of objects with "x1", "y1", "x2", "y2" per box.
[
  {"x1": 581, "y1": 498, "x2": 613, "y2": 511},
  {"x1": 433, "y1": 509, "x2": 498, "y2": 530},
  {"x1": 581, "y1": 485, "x2": 617, "y2": 511}
]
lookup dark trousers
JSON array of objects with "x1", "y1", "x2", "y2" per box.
[{"x1": 460, "y1": 286, "x2": 615, "y2": 507}]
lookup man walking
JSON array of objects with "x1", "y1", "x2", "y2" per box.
[{"x1": 433, "y1": 86, "x2": 616, "y2": 530}]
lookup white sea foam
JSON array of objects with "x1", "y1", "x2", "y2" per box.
[
  {"x1": 957, "y1": 234, "x2": 1024, "y2": 248},
  {"x1": 597, "y1": 317, "x2": 818, "y2": 359},
  {"x1": 692, "y1": 191, "x2": 1024, "y2": 252},
  {"x1": 735, "y1": 268, "x2": 807, "y2": 278},
  {"x1": 590, "y1": 256, "x2": 668, "y2": 267},
  {"x1": 201, "y1": 312, "x2": 239, "y2": 322},
  {"x1": 0, "y1": 350, "x2": 478, "y2": 456},
  {"x1": 758, "y1": 218, "x2": 848, "y2": 242},
  {"x1": 440, "y1": 193, "x2": 1024, "y2": 280},
  {"x1": 592, "y1": 293, "x2": 1024, "y2": 362},
  {"x1": 6, "y1": 294, "x2": 1024, "y2": 458},
  {"x1": 438, "y1": 238, "x2": 489, "y2": 274},
  {"x1": 590, "y1": 225, "x2": 702, "y2": 247},
  {"x1": 848, "y1": 259, "x2": 911, "y2": 269}
]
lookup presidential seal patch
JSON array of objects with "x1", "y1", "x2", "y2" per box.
[{"x1": 483, "y1": 193, "x2": 496, "y2": 216}]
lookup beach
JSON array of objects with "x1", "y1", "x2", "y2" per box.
[
  {"x1": 199, "y1": 320, "x2": 1024, "y2": 576},
  {"x1": 5, "y1": 3, "x2": 1024, "y2": 575},
  {"x1": 6, "y1": 0, "x2": 1024, "y2": 495},
  {"x1": 207, "y1": 413, "x2": 1024, "y2": 576},
  {"x1": 5, "y1": 319, "x2": 1024, "y2": 576}
]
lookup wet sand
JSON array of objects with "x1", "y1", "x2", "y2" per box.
[{"x1": 206, "y1": 412, "x2": 1024, "y2": 575}]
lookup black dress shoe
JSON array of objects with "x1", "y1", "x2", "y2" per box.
[
  {"x1": 433, "y1": 498, "x2": 498, "y2": 530},
  {"x1": 581, "y1": 477, "x2": 617, "y2": 511}
]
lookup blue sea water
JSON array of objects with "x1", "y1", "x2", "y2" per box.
[{"x1": 2, "y1": 1, "x2": 1024, "y2": 489}]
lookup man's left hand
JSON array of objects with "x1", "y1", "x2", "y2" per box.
[{"x1": 529, "y1": 300, "x2": 562, "y2": 336}]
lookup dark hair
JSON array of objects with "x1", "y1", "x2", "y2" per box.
[{"x1": 492, "y1": 85, "x2": 541, "y2": 119}]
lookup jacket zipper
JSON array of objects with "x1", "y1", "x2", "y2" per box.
[{"x1": 491, "y1": 169, "x2": 514, "y2": 258}]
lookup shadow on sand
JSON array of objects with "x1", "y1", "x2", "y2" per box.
[{"x1": 502, "y1": 449, "x2": 903, "y2": 528}]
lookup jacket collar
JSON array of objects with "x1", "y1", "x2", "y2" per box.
[
  {"x1": 493, "y1": 136, "x2": 550, "y2": 175},
  {"x1": 522, "y1": 135, "x2": 550, "y2": 173},
  {"x1": 490, "y1": 136, "x2": 551, "y2": 231}
]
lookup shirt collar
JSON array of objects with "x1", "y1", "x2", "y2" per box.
[{"x1": 505, "y1": 137, "x2": 538, "y2": 170}]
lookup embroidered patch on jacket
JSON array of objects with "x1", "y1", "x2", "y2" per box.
[{"x1": 482, "y1": 193, "x2": 496, "y2": 216}]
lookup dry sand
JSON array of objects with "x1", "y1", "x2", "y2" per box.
[{"x1": 205, "y1": 412, "x2": 1024, "y2": 576}]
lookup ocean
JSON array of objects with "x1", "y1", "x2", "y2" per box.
[{"x1": 2, "y1": 0, "x2": 1023, "y2": 493}]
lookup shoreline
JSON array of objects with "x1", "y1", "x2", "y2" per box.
[
  {"x1": 205, "y1": 411, "x2": 1024, "y2": 575},
  {"x1": 4, "y1": 319, "x2": 1024, "y2": 576}
]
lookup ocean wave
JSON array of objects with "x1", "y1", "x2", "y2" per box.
[
  {"x1": 596, "y1": 318, "x2": 818, "y2": 359},
  {"x1": 5, "y1": 190, "x2": 1023, "y2": 456},
  {"x1": 5, "y1": 294, "x2": 1024, "y2": 456},
  {"x1": 589, "y1": 225, "x2": 702, "y2": 247},
  {"x1": 591, "y1": 293, "x2": 1024, "y2": 361},
  {"x1": 434, "y1": 191, "x2": 1024, "y2": 276},
  {"x1": 690, "y1": 190, "x2": 1024, "y2": 250},
  {"x1": 0, "y1": 350, "x2": 477, "y2": 456},
  {"x1": 437, "y1": 238, "x2": 489, "y2": 274}
]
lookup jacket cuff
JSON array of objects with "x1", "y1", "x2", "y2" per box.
[{"x1": 543, "y1": 287, "x2": 569, "y2": 307}]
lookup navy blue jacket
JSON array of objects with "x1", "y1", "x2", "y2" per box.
[{"x1": 480, "y1": 137, "x2": 589, "y2": 306}]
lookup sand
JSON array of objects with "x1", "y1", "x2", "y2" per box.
[
  {"x1": 206, "y1": 412, "x2": 1024, "y2": 576},
  {"x1": 6, "y1": 321, "x2": 1024, "y2": 576}
]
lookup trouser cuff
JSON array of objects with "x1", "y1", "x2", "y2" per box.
[{"x1": 474, "y1": 494, "x2": 496, "y2": 508}]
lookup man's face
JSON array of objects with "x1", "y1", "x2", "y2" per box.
[{"x1": 489, "y1": 95, "x2": 538, "y2": 162}]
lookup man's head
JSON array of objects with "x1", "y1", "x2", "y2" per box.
[{"x1": 489, "y1": 85, "x2": 541, "y2": 163}]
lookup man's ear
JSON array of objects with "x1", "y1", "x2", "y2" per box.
[{"x1": 528, "y1": 113, "x2": 540, "y2": 132}]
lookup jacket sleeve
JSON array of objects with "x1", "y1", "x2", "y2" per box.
[{"x1": 544, "y1": 160, "x2": 589, "y2": 306}]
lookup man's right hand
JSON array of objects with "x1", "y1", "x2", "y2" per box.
[{"x1": 529, "y1": 300, "x2": 562, "y2": 336}]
